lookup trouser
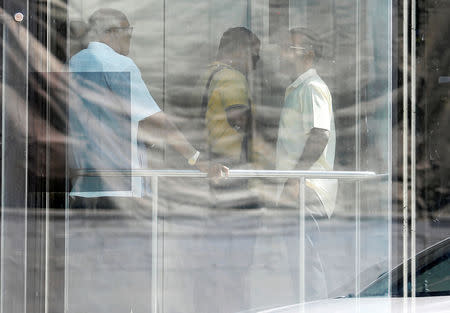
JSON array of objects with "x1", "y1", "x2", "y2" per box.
[
  {"x1": 283, "y1": 214, "x2": 328, "y2": 302},
  {"x1": 198, "y1": 210, "x2": 261, "y2": 313},
  {"x1": 209, "y1": 178, "x2": 260, "y2": 209},
  {"x1": 68, "y1": 196, "x2": 153, "y2": 313},
  {"x1": 70, "y1": 196, "x2": 148, "y2": 210},
  {"x1": 280, "y1": 186, "x2": 329, "y2": 302},
  {"x1": 167, "y1": 207, "x2": 262, "y2": 313}
]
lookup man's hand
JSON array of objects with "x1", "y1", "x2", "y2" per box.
[
  {"x1": 225, "y1": 105, "x2": 250, "y2": 133},
  {"x1": 194, "y1": 152, "x2": 229, "y2": 180},
  {"x1": 140, "y1": 112, "x2": 229, "y2": 180},
  {"x1": 195, "y1": 160, "x2": 229, "y2": 181}
]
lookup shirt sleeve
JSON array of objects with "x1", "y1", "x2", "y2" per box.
[
  {"x1": 205, "y1": 70, "x2": 250, "y2": 160},
  {"x1": 217, "y1": 72, "x2": 250, "y2": 110},
  {"x1": 300, "y1": 84, "x2": 331, "y2": 132},
  {"x1": 130, "y1": 63, "x2": 161, "y2": 120},
  {"x1": 107, "y1": 59, "x2": 161, "y2": 122}
]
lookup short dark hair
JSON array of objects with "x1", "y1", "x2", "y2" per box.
[
  {"x1": 289, "y1": 27, "x2": 323, "y2": 62},
  {"x1": 217, "y1": 27, "x2": 260, "y2": 60}
]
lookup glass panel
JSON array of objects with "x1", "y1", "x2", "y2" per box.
[
  {"x1": 408, "y1": 0, "x2": 450, "y2": 298},
  {"x1": 0, "y1": 0, "x2": 413, "y2": 312},
  {"x1": 1, "y1": 2, "x2": 30, "y2": 312},
  {"x1": 416, "y1": 256, "x2": 450, "y2": 296},
  {"x1": 412, "y1": 0, "x2": 449, "y2": 252},
  {"x1": 67, "y1": 5, "x2": 160, "y2": 312}
]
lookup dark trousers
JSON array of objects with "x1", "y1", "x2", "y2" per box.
[
  {"x1": 67, "y1": 195, "x2": 153, "y2": 313},
  {"x1": 69, "y1": 196, "x2": 142, "y2": 210},
  {"x1": 190, "y1": 209, "x2": 262, "y2": 313}
]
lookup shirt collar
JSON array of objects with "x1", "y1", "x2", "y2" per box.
[
  {"x1": 87, "y1": 41, "x2": 116, "y2": 53},
  {"x1": 211, "y1": 61, "x2": 234, "y2": 70},
  {"x1": 288, "y1": 68, "x2": 317, "y2": 90}
]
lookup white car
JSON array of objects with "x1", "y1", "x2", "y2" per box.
[
  {"x1": 254, "y1": 296, "x2": 450, "y2": 313},
  {"x1": 255, "y1": 237, "x2": 450, "y2": 313}
]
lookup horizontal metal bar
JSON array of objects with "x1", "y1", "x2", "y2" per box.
[{"x1": 72, "y1": 169, "x2": 384, "y2": 180}]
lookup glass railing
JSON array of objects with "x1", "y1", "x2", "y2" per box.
[{"x1": 72, "y1": 168, "x2": 385, "y2": 310}]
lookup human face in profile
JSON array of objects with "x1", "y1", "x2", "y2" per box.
[
  {"x1": 279, "y1": 41, "x2": 297, "y2": 81},
  {"x1": 280, "y1": 33, "x2": 314, "y2": 80},
  {"x1": 109, "y1": 19, "x2": 133, "y2": 56},
  {"x1": 290, "y1": 33, "x2": 314, "y2": 74}
]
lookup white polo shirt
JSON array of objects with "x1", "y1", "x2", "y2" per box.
[
  {"x1": 276, "y1": 68, "x2": 337, "y2": 217},
  {"x1": 69, "y1": 42, "x2": 161, "y2": 198}
]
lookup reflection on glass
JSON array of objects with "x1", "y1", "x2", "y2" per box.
[
  {"x1": 201, "y1": 27, "x2": 260, "y2": 209},
  {"x1": 3, "y1": 0, "x2": 435, "y2": 312},
  {"x1": 275, "y1": 27, "x2": 336, "y2": 301},
  {"x1": 67, "y1": 9, "x2": 162, "y2": 313},
  {"x1": 68, "y1": 9, "x2": 161, "y2": 202},
  {"x1": 66, "y1": 8, "x2": 226, "y2": 313}
]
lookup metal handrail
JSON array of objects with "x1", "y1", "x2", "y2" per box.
[{"x1": 73, "y1": 169, "x2": 382, "y2": 180}]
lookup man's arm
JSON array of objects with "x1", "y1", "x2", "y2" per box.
[
  {"x1": 140, "y1": 111, "x2": 196, "y2": 160},
  {"x1": 139, "y1": 111, "x2": 228, "y2": 177},
  {"x1": 225, "y1": 105, "x2": 250, "y2": 132},
  {"x1": 296, "y1": 127, "x2": 329, "y2": 170},
  {"x1": 220, "y1": 72, "x2": 251, "y2": 133}
]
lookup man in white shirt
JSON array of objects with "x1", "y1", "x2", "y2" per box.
[
  {"x1": 69, "y1": 8, "x2": 227, "y2": 208},
  {"x1": 276, "y1": 27, "x2": 336, "y2": 301}
]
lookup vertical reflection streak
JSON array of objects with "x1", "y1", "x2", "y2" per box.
[
  {"x1": 410, "y1": 0, "x2": 417, "y2": 299},
  {"x1": 44, "y1": 1, "x2": 51, "y2": 313},
  {"x1": 387, "y1": 0, "x2": 393, "y2": 298},
  {"x1": 151, "y1": 176, "x2": 159, "y2": 313},
  {"x1": 162, "y1": 0, "x2": 166, "y2": 111},
  {"x1": 162, "y1": 0, "x2": 166, "y2": 164},
  {"x1": 64, "y1": 5, "x2": 70, "y2": 313},
  {"x1": 355, "y1": 0, "x2": 362, "y2": 302},
  {"x1": 402, "y1": 0, "x2": 409, "y2": 299},
  {"x1": 24, "y1": 1, "x2": 30, "y2": 312},
  {"x1": 0, "y1": 21, "x2": 6, "y2": 313},
  {"x1": 160, "y1": 1, "x2": 166, "y2": 308},
  {"x1": 299, "y1": 177, "x2": 305, "y2": 305}
]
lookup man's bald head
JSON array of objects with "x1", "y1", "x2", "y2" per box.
[
  {"x1": 89, "y1": 9, "x2": 128, "y2": 37},
  {"x1": 88, "y1": 9, "x2": 132, "y2": 56}
]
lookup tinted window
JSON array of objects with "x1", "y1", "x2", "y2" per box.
[{"x1": 416, "y1": 253, "x2": 450, "y2": 296}]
